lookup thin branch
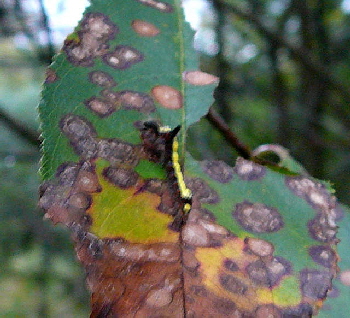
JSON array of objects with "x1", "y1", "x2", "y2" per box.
[
  {"x1": 212, "y1": 0, "x2": 232, "y2": 121},
  {"x1": 13, "y1": 0, "x2": 36, "y2": 43},
  {"x1": 206, "y1": 107, "x2": 252, "y2": 159},
  {"x1": 0, "y1": 106, "x2": 40, "y2": 147},
  {"x1": 37, "y1": 0, "x2": 56, "y2": 63},
  {"x1": 216, "y1": 0, "x2": 350, "y2": 111},
  {"x1": 268, "y1": 44, "x2": 291, "y2": 147}
]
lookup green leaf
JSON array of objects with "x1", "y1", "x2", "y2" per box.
[{"x1": 39, "y1": 0, "x2": 218, "y2": 181}]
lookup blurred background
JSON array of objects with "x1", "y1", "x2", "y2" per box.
[{"x1": 0, "y1": 0, "x2": 349, "y2": 317}]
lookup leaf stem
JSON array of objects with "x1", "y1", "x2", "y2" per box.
[
  {"x1": 0, "y1": 105, "x2": 40, "y2": 147},
  {"x1": 206, "y1": 107, "x2": 251, "y2": 159}
]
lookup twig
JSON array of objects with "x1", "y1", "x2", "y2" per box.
[
  {"x1": 0, "y1": 106, "x2": 40, "y2": 147},
  {"x1": 206, "y1": 107, "x2": 252, "y2": 159},
  {"x1": 37, "y1": 0, "x2": 56, "y2": 63},
  {"x1": 212, "y1": 0, "x2": 232, "y2": 121}
]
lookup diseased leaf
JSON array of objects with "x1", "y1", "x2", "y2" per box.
[
  {"x1": 39, "y1": 0, "x2": 217, "y2": 316},
  {"x1": 318, "y1": 205, "x2": 350, "y2": 318},
  {"x1": 39, "y1": 0, "x2": 218, "y2": 181},
  {"x1": 182, "y1": 155, "x2": 339, "y2": 316},
  {"x1": 38, "y1": 0, "x2": 340, "y2": 317}
]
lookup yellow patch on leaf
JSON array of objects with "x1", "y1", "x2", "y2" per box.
[
  {"x1": 87, "y1": 168, "x2": 178, "y2": 244},
  {"x1": 195, "y1": 237, "x2": 301, "y2": 311}
]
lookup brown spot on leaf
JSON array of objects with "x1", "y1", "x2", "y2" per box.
[
  {"x1": 234, "y1": 157, "x2": 266, "y2": 180},
  {"x1": 327, "y1": 284, "x2": 339, "y2": 298},
  {"x1": 182, "y1": 223, "x2": 210, "y2": 247},
  {"x1": 340, "y1": 270, "x2": 350, "y2": 286},
  {"x1": 308, "y1": 213, "x2": 338, "y2": 243},
  {"x1": 68, "y1": 192, "x2": 92, "y2": 209},
  {"x1": 44, "y1": 204, "x2": 71, "y2": 225},
  {"x1": 100, "y1": 89, "x2": 120, "y2": 103},
  {"x1": 255, "y1": 305, "x2": 282, "y2": 318},
  {"x1": 151, "y1": 85, "x2": 183, "y2": 109},
  {"x1": 60, "y1": 114, "x2": 97, "y2": 139},
  {"x1": 108, "y1": 241, "x2": 181, "y2": 263},
  {"x1": 74, "y1": 231, "x2": 104, "y2": 261},
  {"x1": 73, "y1": 137, "x2": 99, "y2": 159},
  {"x1": 286, "y1": 176, "x2": 336, "y2": 212},
  {"x1": 233, "y1": 201, "x2": 284, "y2": 233},
  {"x1": 183, "y1": 250, "x2": 200, "y2": 272},
  {"x1": 194, "y1": 208, "x2": 216, "y2": 222},
  {"x1": 145, "y1": 288, "x2": 173, "y2": 307},
  {"x1": 189, "y1": 285, "x2": 208, "y2": 297},
  {"x1": 245, "y1": 237, "x2": 274, "y2": 257},
  {"x1": 202, "y1": 160, "x2": 234, "y2": 183},
  {"x1": 38, "y1": 182, "x2": 53, "y2": 206},
  {"x1": 63, "y1": 12, "x2": 118, "y2": 66},
  {"x1": 282, "y1": 303, "x2": 313, "y2": 317},
  {"x1": 116, "y1": 90, "x2": 155, "y2": 113},
  {"x1": 84, "y1": 96, "x2": 116, "y2": 117},
  {"x1": 219, "y1": 273, "x2": 248, "y2": 295},
  {"x1": 102, "y1": 166, "x2": 139, "y2": 189},
  {"x1": 309, "y1": 245, "x2": 337, "y2": 268},
  {"x1": 55, "y1": 162, "x2": 79, "y2": 186},
  {"x1": 45, "y1": 68, "x2": 58, "y2": 83},
  {"x1": 40, "y1": 198, "x2": 89, "y2": 226},
  {"x1": 198, "y1": 219, "x2": 228, "y2": 236},
  {"x1": 158, "y1": 191, "x2": 182, "y2": 216},
  {"x1": 182, "y1": 208, "x2": 228, "y2": 248},
  {"x1": 103, "y1": 45, "x2": 144, "y2": 69},
  {"x1": 40, "y1": 162, "x2": 100, "y2": 228},
  {"x1": 75, "y1": 164, "x2": 101, "y2": 193},
  {"x1": 223, "y1": 259, "x2": 239, "y2": 272},
  {"x1": 88, "y1": 276, "x2": 125, "y2": 303},
  {"x1": 333, "y1": 203, "x2": 344, "y2": 221},
  {"x1": 186, "y1": 178, "x2": 220, "y2": 204},
  {"x1": 135, "y1": 0, "x2": 174, "y2": 12},
  {"x1": 300, "y1": 268, "x2": 333, "y2": 300},
  {"x1": 246, "y1": 257, "x2": 292, "y2": 288},
  {"x1": 183, "y1": 71, "x2": 219, "y2": 86},
  {"x1": 213, "y1": 298, "x2": 238, "y2": 315},
  {"x1": 97, "y1": 138, "x2": 139, "y2": 166},
  {"x1": 142, "y1": 178, "x2": 164, "y2": 195},
  {"x1": 88, "y1": 70, "x2": 116, "y2": 87},
  {"x1": 132, "y1": 19, "x2": 160, "y2": 37},
  {"x1": 60, "y1": 115, "x2": 99, "y2": 158},
  {"x1": 265, "y1": 256, "x2": 292, "y2": 286},
  {"x1": 246, "y1": 260, "x2": 270, "y2": 286}
]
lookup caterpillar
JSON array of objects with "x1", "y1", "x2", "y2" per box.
[{"x1": 143, "y1": 121, "x2": 192, "y2": 213}]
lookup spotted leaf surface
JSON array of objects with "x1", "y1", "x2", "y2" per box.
[
  {"x1": 39, "y1": 0, "x2": 218, "y2": 181},
  {"x1": 38, "y1": 0, "x2": 339, "y2": 317},
  {"x1": 39, "y1": 0, "x2": 218, "y2": 316},
  {"x1": 182, "y1": 155, "x2": 339, "y2": 316},
  {"x1": 318, "y1": 205, "x2": 350, "y2": 318}
]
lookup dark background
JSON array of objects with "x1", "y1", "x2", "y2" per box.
[{"x1": 0, "y1": 0, "x2": 349, "y2": 316}]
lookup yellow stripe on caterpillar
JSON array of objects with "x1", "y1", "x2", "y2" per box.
[
  {"x1": 183, "y1": 203, "x2": 191, "y2": 213},
  {"x1": 158, "y1": 124, "x2": 192, "y2": 213},
  {"x1": 172, "y1": 138, "x2": 192, "y2": 201},
  {"x1": 159, "y1": 126, "x2": 171, "y2": 133}
]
